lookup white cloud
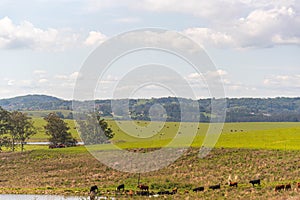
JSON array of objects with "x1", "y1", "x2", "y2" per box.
[
  {"x1": 233, "y1": 6, "x2": 300, "y2": 48},
  {"x1": 38, "y1": 79, "x2": 48, "y2": 83},
  {"x1": 0, "y1": 16, "x2": 80, "y2": 51},
  {"x1": 264, "y1": 74, "x2": 300, "y2": 87},
  {"x1": 7, "y1": 79, "x2": 15, "y2": 86},
  {"x1": 181, "y1": 5, "x2": 300, "y2": 48},
  {"x1": 261, "y1": 74, "x2": 300, "y2": 96},
  {"x1": 183, "y1": 28, "x2": 234, "y2": 48},
  {"x1": 84, "y1": 31, "x2": 107, "y2": 46}
]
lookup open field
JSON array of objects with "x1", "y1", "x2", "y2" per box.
[
  {"x1": 0, "y1": 147, "x2": 300, "y2": 199},
  {"x1": 29, "y1": 117, "x2": 300, "y2": 150},
  {"x1": 3, "y1": 118, "x2": 300, "y2": 199},
  {"x1": 106, "y1": 121, "x2": 300, "y2": 150},
  {"x1": 29, "y1": 118, "x2": 79, "y2": 142}
]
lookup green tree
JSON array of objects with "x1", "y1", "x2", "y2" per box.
[
  {"x1": 77, "y1": 113, "x2": 114, "y2": 145},
  {"x1": 0, "y1": 107, "x2": 10, "y2": 133},
  {"x1": 0, "y1": 107, "x2": 11, "y2": 151},
  {"x1": 44, "y1": 113, "x2": 77, "y2": 146},
  {"x1": 8, "y1": 111, "x2": 36, "y2": 152}
]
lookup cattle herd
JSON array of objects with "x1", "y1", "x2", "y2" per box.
[{"x1": 89, "y1": 179, "x2": 300, "y2": 198}]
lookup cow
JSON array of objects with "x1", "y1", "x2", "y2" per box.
[
  {"x1": 137, "y1": 184, "x2": 149, "y2": 191},
  {"x1": 249, "y1": 179, "x2": 261, "y2": 187},
  {"x1": 285, "y1": 183, "x2": 291, "y2": 191},
  {"x1": 116, "y1": 184, "x2": 125, "y2": 191},
  {"x1": 192, "y1": 186, "x2": 204, "y2": 192},
  {"x1": 228, "y1": 181, "x2": 238, "y2": 187},
  {"x1": 90, "y1": 185, "x2": 98, "y2": 193},
  {"x1": 89, "y1": 185, "x2": 98, "y2": 200},
  {"x1": 209, "y1": 184, "x2": 221, "y2": 190},
  {"x1": 275, "y1": 184, "x2": 285, "y2": 192},
  {"x1": 172, "y1": 187, "x2": 178, "y2": 194}
]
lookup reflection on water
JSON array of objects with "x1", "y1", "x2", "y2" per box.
[{"x1": 0, "y1": 194, "x2": 85, "y2": 200}]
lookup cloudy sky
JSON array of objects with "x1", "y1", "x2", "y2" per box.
[{"x1": 0, "y1": 0, "x2": 299, "y2": 100}]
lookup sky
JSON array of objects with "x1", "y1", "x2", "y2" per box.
[{"x1": 0, "y1": 0, "x2": 299, "y2": 100}]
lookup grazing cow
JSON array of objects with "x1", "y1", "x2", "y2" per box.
[
  {"x1": 275, "y1": 184, "x2": 285, "y2": 192},
  {"x1": 90, "y1": 185, "x2": 98, "y2": 193},
  {"x1": 209, "y1": 184, "x2": 221, "y2": 190},
  {"x1": 249, "y1": 179, "x2": 261, "y2": 187},
  {"x1": 228, "y1": 181, "x2": 238, "y2": 187},
  {"x1": 116, "y1": 184, "x2": 125, "y2": 191},
  {"x1": 172, "y1": 187, "x2": 178, "y2": 194},
  {"x1": 137, "y1": 184, "x2": 149, "y2": 191},
  {"x1": 193, "y1": 186, "x2": 204, "y2": 192},
  {"x1": 285, "y1": 183, "x2": 291, "y2": 191},
  {"x1": 89, "y1": 185, "x2": 98, "y2": 200}
]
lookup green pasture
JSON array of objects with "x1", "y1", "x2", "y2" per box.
[
  {"x1": 24, "y1": 110, "x2": 72, "y2": 118},
  {"x1": 90, "y1": 121, "x2": 300, "y2": 151},
  {"x1": 28, "y1": 117, "x2": 300, "y2": 150},
  {"x1": 30, "y1": 118, "x2": 80, "y2": 142}
]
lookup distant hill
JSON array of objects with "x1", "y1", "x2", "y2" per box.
[
  {"x1": 0, "y1": 94, "x2": 71, "y2": 111},
  {"x1": 1, "y1": 95, "x2": 300, "y2": 122}
]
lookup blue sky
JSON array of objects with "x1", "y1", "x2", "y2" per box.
[{"x1": 0, "y1": 0, "x2": 299, "y2": 99}]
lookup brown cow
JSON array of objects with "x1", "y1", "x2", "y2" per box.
[
  {"x1": 172, "y1": 187, "x2": 178, "y2": 194},
  {"x1": 137, "y1": 184, "x2": 149, "y2": 191},
  {"x1": 275, "y1": 184, "x2": 285, "y2": 192},
  {"x1": 228, "y1": 181, "x2": 238, "y2": 187}
]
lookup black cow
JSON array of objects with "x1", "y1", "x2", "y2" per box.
[
  {"x1": 89, "y1": 185, "x2": 98, "y2": 200},
  {"x1": 209, "y1": 184, "x2": 221, "y2": 190},
  {"x1": 90, "y1": 185, "x2": 98, "y2": 193},
  {"x1": 275, "y1": 184, "x2": 285, "y2": 192},
  {"x1": 116, "y1": 184, "x2": 125, "y2": 191},
  {"x1": 285, "y1": 183, "x2": 291, "y2": 191},
  {"x1": 249, "y1": 179, "x2": 260, "y2": 186},
  {"x1": 193, "y1": 186, "x2": 204, "y2": 192}
]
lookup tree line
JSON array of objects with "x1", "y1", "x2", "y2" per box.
[
  {"x1": 0, "y1": 106, "x2": 77, "y2": 152},
  {"x1": 0, "y1": 106, "x2": 115, "y2": 152},
  {"x1": 2, "y1": 95, "x2": 300, "y2": 122}
]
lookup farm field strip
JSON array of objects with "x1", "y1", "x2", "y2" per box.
[{"x1": 29, "y1": 118, "x2": 300, "y2": 150}]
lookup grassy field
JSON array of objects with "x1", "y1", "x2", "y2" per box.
[
  {"x1": 29, "y1": 117, "x2": 300, "y2": 150},
  {"x1": 29, "y1": 117, "x2": 79, "y2": 142},
  {"x1": 106, "y1": 121, "x2": 300, "y2": 150},
  {"x1": 2, "y1": 117, "x2": 300, "y2": 199},
  {"x1": 0, "y1": 147, "x2": 299, "y2": 199}
]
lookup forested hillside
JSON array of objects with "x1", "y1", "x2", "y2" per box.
[{"x1": 1, "y1": 95, "x2": 300, "y2": 122}]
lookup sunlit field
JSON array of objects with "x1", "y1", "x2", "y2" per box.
[{"x1": 29, "y1": 118, "x2": 300, "y2": 150}]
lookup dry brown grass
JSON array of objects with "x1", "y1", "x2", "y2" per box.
[{"x1": 0, "y1": 147, "x2": 299, "y2": 199}]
